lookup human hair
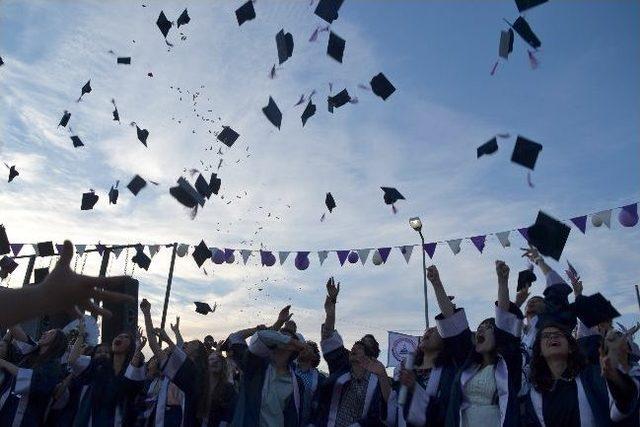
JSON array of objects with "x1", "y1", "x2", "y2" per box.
[
  {"x1": 467, "y1": 318, "x2": 498, "y2": 367},
  {"x1": 307, "y1": 341, "x2": 321, "y2": 368},
  {"x1": 529, "y1": 324, "x2": 587, "y2": 392},
  {"x1": 361, "y1": 334, "x2": 380, "y2": 358},
  {"x1": 22, "y1": 329, "x2": 68, "y2": 367},
  {"x1": 187, "y1": 340, "x2": 211, "y2": 421}
]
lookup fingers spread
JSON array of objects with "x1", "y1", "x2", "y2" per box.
[
  {"x1": 81, "y1": 300, "x2": 112, "y2": 318},
  {"x1": 90, "y1": 288, "x2": 135, "y2": 303}
]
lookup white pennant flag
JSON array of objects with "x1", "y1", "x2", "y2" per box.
[
  {"x1": 148, "y1": 245, "x2": 161, "y2": 258},
  {"x1": 447, "y1": 239, "x2": 462, "y2": 255},
  {"x1": 112, "y1": 247, "x2": 124, "y2": 259},
  {"x1": 591, "y1": 210, "x2": 612, "y2": 228},
  {"x1": 75, "y1": 244, "x2": 87, "y2": 255},
  {"x1": 318, "y1": 251, "x2": 328, "y2": 265},
  {"x1": 495, "y1": 231, "x2": 511, "y2": 247},
  {"x1": 240, "y1": 250, "x2": 252, "y2": 264},
  {"x1": 356, "y1": 249, "x2": 371, "y2": 265},
  {"x1": 400, "y1": 245, "x2": 414, "y2": 263},
  {"x1": 278, "y1": 251, "x2": 290, "y2": 265}
]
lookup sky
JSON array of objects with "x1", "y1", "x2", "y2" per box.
[{"x1": 1, "y1": 0, "x2": 639, "y2": 363}]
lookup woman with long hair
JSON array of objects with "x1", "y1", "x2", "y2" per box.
[
  {"x1": 0, "y1": 328, "x2": 68, "y2": 426},
  {"x1": 202, "y1": 349, "x2": 237, "y2": 426}
]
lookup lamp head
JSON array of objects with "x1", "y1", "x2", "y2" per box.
[{"x1": 409, "y1": 217, "x2": 422, "y2": 232}]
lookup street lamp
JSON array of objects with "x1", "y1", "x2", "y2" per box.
[{"x1": 409, "y1": 217, "x2": 429, "y2": 328}]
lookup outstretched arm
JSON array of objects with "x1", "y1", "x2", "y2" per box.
[
  {"x1": 496, "y1": 260, "x2": 511, "y2": 311},
  {"x1": 426, "y1": 265, "x2": 455, "y2": 317},
  {"x1": 140, "y1": 299, "x2": 161, "y2": 358},
  {"x1": 170, "y1": 316, "x2": 184, "y2": 348},
  {"x1": 67, "y1": 317, "x2": 86, "y2": 365},
  {"x1": 322, "y1": 277, "x2": 340, "y2": 339},
  {"x1": 270, "y1": 305, "x2": 293, "y2": 331}
]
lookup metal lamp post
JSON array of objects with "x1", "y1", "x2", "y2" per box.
[{"x1": 409, "y1": 217, "x2": 429, "y2": 328}]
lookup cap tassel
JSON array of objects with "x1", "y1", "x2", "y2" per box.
[
  {"x1": 527, "y1": 50, "x2": 539, "y2": 69},
  {"x1": 309, "y1": 28, "x2": 320, "y2": 42},
  {"x1": 527, "y1": 172, "x2": 535, "y2": 188},
  {"x1": 490, "y1": 60, "x2": 499, "y2": 76},
  {"x1": 392, "y1": 204, "x2": 398, "y2": 214},
  {"x1": 320, "y1": 213, "x2": 326, "y2": 222}
]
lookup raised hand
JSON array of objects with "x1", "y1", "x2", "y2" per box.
[
  {"x1": 140, "y1": 298, "x2": 151, "y2": 315},
  {"x1": 495, "y1": 260, "x2": 510, "y2": 283},
  {"x1": 399, "y1": 368, "x2": 416, "y2": 390},
  {"x1": 153, "y1": 328, "x2": 171, "y2": 344},
  {"x1": 326, "y1": 277, "x2": 340, "y2": 302},
  {"x1": 426, "y1": 265, "x2": 441, "y2": 285},
  {"x1": 515, "y1": 285, "x2": 530, "y2": 308},
  {"x1": 277, "y1": 306, "x2": 293, "y2": 323},
  {"x1": 520, "y1": 245, "x2": 541, "y2": 263},
  {"x1": 365, "y1": 358, "x2": 388, "y2": 377},
  {"x1": 136, "y1": 336, "x2": 147, "y2": 352},
  {"x1": 170, "y1": 316, "x2": 181, "y2": 334}
]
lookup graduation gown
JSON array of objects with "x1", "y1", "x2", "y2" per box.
[{"x1": 202, "y1": 381, "x2": 237, "y2": 427}]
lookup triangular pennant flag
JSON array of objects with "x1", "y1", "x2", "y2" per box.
[
  {"x1": 378, "y1": 247, "x2": 392, "y2": 263},
  {"x1": 148, "y1": 245, "x2": 161, "y2": 258},
  {"x1": 336, "y1": 250, "x2": 350, "y2": 266},
  {"x1": 356, "y1": 249, "x2": 371, "y2": 265},
  {"x1": 55, "y1": 244, "x2": 65, "y2": 255},
  {"x1": 495, "y1": 231, "x2": 511, "y2": 248},
  {"x1": 518, "y1": 228, "x2": 530, "y2": 242},
  {"x1": 112, "y1": 247, "x2": 124, "y2": 259},
  {"x1": 591, "y1": 210, "x2": 612, "y2": 228},
  {"x1": 278, "y1": 251, "x2": 290, "y2": 265},
  {"x1": 318, "y1": 251, "x2": 328, "y2": 265},
  {"x1": 176, "y1": 243, "x2": 190, "y2": 257},
  {"x1": 423, "y1": 242, "x2": 437, "y2": 259},
  {"x1": 10, "y1": 243, "x2": 24, "y2": 257},
  {"x1": 447, "y1": 239, "x2": 462, "y2": 255},
  {"x1": 240, "y1": 250, "x2": 252, "y2": 264},
  {"x1": 32, "y1": 244, "x2": 39, "y2": 256},
  {"x1": 400, "y1": 245, "x2": 414, "y2": 263},
  {"x1": 470, "y1": 235, "x2": 486, "y2": 253},
  {"x1": 75, "y1": 244, "x2": 86, "y2": 255},
  {"x1": 95, "y1": 244, "x2": 106, "y2": 256},
  {"x1": 570, "y1": 216, "x2": 587, "y2": 234}
]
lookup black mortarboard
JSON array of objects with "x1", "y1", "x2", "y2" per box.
[
  {"x1": 127, "y1": 175, "x2": 147, "y2": 196},
  {"x1": 117, "y1": 57, "x2": 131, "y2": 64},
  {"x1": 71, "y1": 135, "x2": 84, "y2": 148},
  {"x1": 195, "y1": 174, "x2": 210, "y2": 199},
  {"x1": 132, "y1": 247, "x2": 151, "y2": 270},
  {"x1": 34, "y1": 267, "x2": 49, "y2": 283},
  {"x1": 262, "y1": 96, "x2": 282, "y2": 129},
  {"x1": 156, "y1": 11, "x2": 172, "y2": 39},
  {"x1": 477, "y1": 137, "x2": 498, "y2": 158},
  {"x1": 370, "y1": 73, "x2": 395, "y2": 101},
  {"x1": 275, "y1": 29, "x2": 294, "y2": 65},
  {"x1": 515, "y1": 0, "x2": 548, "y2": 13},
  {"x1": 109, "y1": 182, "x2": 119, "y2": 204},
  {"x1": 325, "y1": 192, "x2": 336, "y2": 212},
  {"x1": 192, "y1": 240, "x2": 211, "y2": 267},
  {"x1": 208, "y1": 173, "x2": 221, "y2": 195},
  {"x1": 194, "y1": 301, "x2": 214, "y2": 315},
  {"x1": 59, "y1": 111, "x2": 71, "y2": 127},
  {"x1": 81, "y1": 190, "x2": 99, "y2": 210},
  {"x1": 328, "y1": 89, "x2": 351, "y2": 112},
  {"x1": 170, "y1": 178, "x2": 201, "y2": 209},
  {"x1": 301, "y1": 100, "x2": 316, "y2": 126},
  {"x1": 0, "y1": 256, "x2": 18, "y2": 279},
  {"x1": 7, "y1": 165, "x2": 19, "y2": 182},
  {"x1": 510, "y1": 16, "x2": 541, "y2": 49},
  {"x1": 37, "y1": 241, "x2": 55, "y2": 257},
  {"x1": 527, "y1": 211, "x2": 570, "y2": 261},
  {"x1": 511, "y1": 135, "x2": 542, "y2": 170},
  {"x1": 77, "y1": 80, "x2": 92, "y2": 101},
  {"x1": 217, "y1": 126, "x2": 239, "y2": 147},
  {"x1": 0, "y1": 56, "x2": 3, "y2": 67},
  {"x1": 499, "y1": 29, "x2": 514, "y2": 60},
  {"x1": 0, "y1": 224, "x2": 9, "y2": 255},
  {"x1": 381, "y1": 187, "x2": 405, "y2": 205},
  {"x1": 327, "y1": 31, "x2": 345, "y2": 63},
  {"x1": 314, "y1": 0, "x2": 344, "y2": 24},
  {"x1": 176, "y1": 9, "x2": 190, "y2": 27},
  {"x1": 135, "y1": 125, "x2": 149, "y2": 147},
  {"x1": 517, "y1": 267, "x2": 537, "y2": 291},
  {"x1": 574, "y1": 293, "x2": 620, "y2": 328},
  {"x1": 235, "y1": 0, "x2": 256, "y2": 26}
]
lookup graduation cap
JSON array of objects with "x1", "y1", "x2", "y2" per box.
[
  {"x1": 0, "y1": 256, "x2": 18, "y2": 279},
  {"x1": 275, "y1": 29, "x2": 294, "y2": 65},
  {"x1": 301, "y1": 100, "x2": 316, "y2": 126},
  {"x1": 499, "y1": 29, "x2": 515, "y2": 60},
  {"x1": 0, "y1": 225, "x2": 9, "y2": 255},
  {"x1": 133, "y1": 124, "x2": 149, "y2": 147},
  {"x1": 156, "y1": 11, "x2": 173, "y2": 44},
  {"x1": 194, "y1": 301, "x2": 215, "y2": 315},
  {"x1": 195, "y1": 174, "x2": 210, "y2": 199},
  {"x1": 77, "y1": 80, "x2": 92, "y2": 102},
  {"x1": 574, "y1": 293, "x2": 620, "y2": 328},
  {"x1": 171, "y1": 177, "x2": 206, "y2": 209},
  {"x1": 235, "y1": 0, "x2": 256, "y2": 26},
  {"x1": 477, "y1": 137, "x2": 498, "y2": 158},
  {"x1": 514, "y1": 0, "x2": 548, "y2": 13},
  {"x1": 70, "y1": 135, "x2": 84, "y2": 148},
  {"x1": 59, "y1": 111, "x2": 71, "y2": 127},
  {"x1": 81, "y1": 190, "x2": 99, "y2": 210},
  {"x1": 132, "y1": 247, "x2": 151, "y2": 270},
  {"x1": 176, "y1": 9, "x2": 190, "y2": 27},
  {"x1": 511, "y1": 135, "x2": 542, "y2": 170},
  {"x1": 508, "y1": 16, "x2": 541, "y2": 49},
  {"x1": 517, "y1": 266, "x2": 537, "y2": 291},
  {"x1": 314, "y1": 0, "x2": 344, "y2": 24},
  {"x1": 37, "y1": 241, "x2": 55, "y2": 257},
  {"x1": 117, "y1": 57, "x2": 131, "y2": 64},
  {"x1": 109, "y1": 182, "x2": 119, "y2": 205},
  {"x1": 381, "y1": 187, "x2": 405, "y2": 205},
  {"x1": 127, "y1": 175, "x2": 147, "y2": 196},
  {"x1": 527, "y1": 211, "x2": 571, "y2": 261},
  {"x1": 325, "y1": 192, "x2": 336, "y2": 212},
  {"x1": 370, "y1": 73, "x2": 396, "y2": 101},
  {"x1": 192, "y1": 240, "x2": 212, "y2": 267},
  {"x1": 6, "y1": 164, "x2": 19, "y2": 182},
  {"x1": 217, "y1": 126, "x2": 239, "y2": 147},
  {"x1": 208, "y1": 173, "x2": 221, "y2": 195},
  {"x1": 327, "y1": 31, "x2": 345, "y2": 63},
  {"x1": 328, "y1": 89, "x2": 351, "y2": 112},
  {"x1": 262, "y1": 96, "x2": 282, "y2": 129},
  {"x1": 34, "y1": 267, "x2": 49, "y2": 283}
]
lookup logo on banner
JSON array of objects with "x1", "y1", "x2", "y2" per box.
[{"x1": 392, "y1": 336, "x2": 417, "y2": 362}]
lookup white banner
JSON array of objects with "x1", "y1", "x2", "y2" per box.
[{"x1": 387, "y1": 331, "x2": 420, "y2": 368}]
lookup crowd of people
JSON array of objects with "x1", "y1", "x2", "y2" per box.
[{"x1": 0, "y1": 240, "x2": 639, "y2": 426}]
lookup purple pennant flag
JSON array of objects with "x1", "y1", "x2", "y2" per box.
[
  {"x1": 55, "y1": 244, "x2": 65, "y2": 255},
  {"x1": 10, "y1": 243, "x2": 24, "y2": 257},
  {"x1": 96, "y1": 244, "x2": 106, "y2": 256},
  {"x1": 570, "y1": 216, "x2": 587, "y2": 234},
  {"x1": 423, "y1": 242, "x2": 436, "y2": 259},
  {"x1": 470, "y1": 235, "x2": 486, "y2": 253},
  {"x1": 518, "y1": 228, "x2": 530, "y2": 242},
  {"x1": 378, "y1": 247, "x2": 392, "y2": 263},
  {"x1": 336, "y1": 250, "x2": 350, "y2": 266}
]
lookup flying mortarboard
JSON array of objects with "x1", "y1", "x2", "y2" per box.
[
  {"x1": 7, "y1": 165, "x2": 19, "y2": 182},
  {"x1": 176, "y1": 9, "x2": 190, "y2": 27},
  {"x1": 77, "y1": 80, "x2": 92, "y2": 102},
  {"x1": 70, "y1": 135, "x2": 84, "y2": 148},
  {"x1": 217, "y1": 126, "x2": 239, "y2": 147},
  {"x1": 132, "y1": 247, "x2": 151, "y2": 270},
  {"x1": 370, "y1": 73, "x2": 395, "y2": 101},
  {"x1": 314, "y1": 0, "x2": 344, "y2": 24},
  {"x1": 527, "y1": 211, "x2": 570, "y2": 261},
  {"x1": 514, "y1": 0, "x2": 548, "y2": 13},
  {"x1": 133, "y1": 124, "x2": 149, "y2": 147},
  {"x1": 275, "y1": 29, "x2": 294, "y2": 65},
  {"x1": 327, "y1": 32, "x2": 345, "y2": 63},
  {"x1": 235, "y1": 1, "x2": 256, "y2": 26},
  {"x1": 262, "y1": 96, "x2": 282, "y2": 129},
  {"x1": 37, "y1": 241, "x2": 55, "y2": 257},
  {"x1": 328, "y1": 89, "x2": 351, "y2": 112},
  {"x1": 0, "y1": 256, "x2": 18, "y2": 279},
  {"x1": 301, "y1": 100, "x2": 316, "y2": 126},
  {"x1": 517, "y1": 266, "x2": 537, "y2": 291},
  {"x1": 81, "y1": 190, "x2": 99, "y2": 210},
  {"x1": 59, "y1": 111, "x2": 71, "y2": 127},
  {"x1": 511, "y1": 135, "x2": 542, "y2": 170},
  {"x1": 127, "y1": 175, "x2": 147, "y2": 196},
  {"x1": 194, "y1": 301, "x2": 215, "y2": 315},
  {"x1": 477, "y1": 137, "x2": 499, "y2": 158},
  {"x1": 0, "y1": 225, "x2": 9, "y2": 255},
  {"x1": 574, "y1": 293, "x2": 620, "y2": 328},
  {"x1": 117, "y1": 57, "x2": 131, "y2": 64},
  {"x1": 325, "y1": 193, "x2": 336, "y2": 212},
  {"x1": 195, "y1": 174, "x2": 210, "y2": 199},
  {"x1": 381, "y1": 187, "x2": 405, "y2": 205},
  {"x1": 156, "y1": 11, "x2": 173, "y2": 42},
  {"x1": 109, "y1": 182, "x2": 119, "y2": 204},
  {"x1": 170, "y1": 177, "x2": 202, "y2": 209},
  {"x1": 208, "y1": 173, "x2": 221, "y2": 195},
  {"x1": 192, "y1": 240, "x2": 212, "y2": 267},
  {"x1": 508, "y1": 16, "x2": 541, "y2": 49},
  {"x1": 499, "y1": 29, "x2": 515, "y2": 60}
]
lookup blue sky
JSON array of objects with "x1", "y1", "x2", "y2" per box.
[{"x1": 1, "y1": 0, "x2": 639, "y2": 359}]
